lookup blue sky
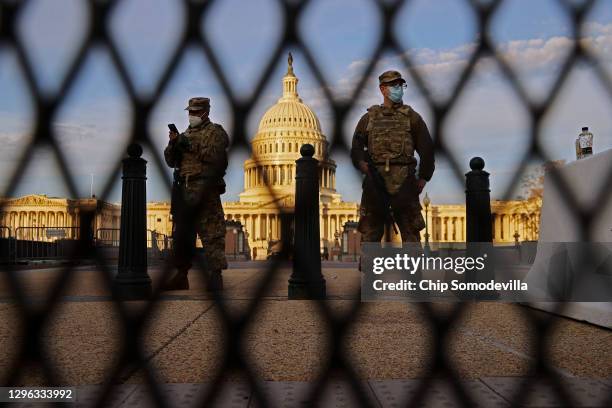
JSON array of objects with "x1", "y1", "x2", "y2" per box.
[{"x1": 1, "y1": 0, "x2": 612, "y2": 205}]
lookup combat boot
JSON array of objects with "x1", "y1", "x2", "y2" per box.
[
  {"x1": 207, "y1": 270, "x2": 223, "y2": 292},
  {"x1": 162, "y1": 269, "x2": 189, "y2": 291}
]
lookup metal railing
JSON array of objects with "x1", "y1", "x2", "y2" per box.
[
  {"x1": 95, "y1": 228, "x2": 172, "y2": 252},
  {"x1": 12, "y1": 226, "x2": 80, "y2": 262},
  {"x1": 95, "y1": 228, "x2": 121, "y2": 247}
]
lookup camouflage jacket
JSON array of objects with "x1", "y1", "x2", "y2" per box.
[
  {"x1": 164, "y1": 119, "x2": 229, "y2": 181},
  {"x1": 351, "y1": 103, "x2": 435, "y2": 190}
]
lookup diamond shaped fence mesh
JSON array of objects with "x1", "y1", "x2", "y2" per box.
[{"x1": 0, "y1": 0, "x2": 611, "y2": 407}]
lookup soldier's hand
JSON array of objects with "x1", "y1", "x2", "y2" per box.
[
  {"x1": 358, "y1": 161, "x2": 369, "y2": 175},
  {"x1": 416, "y1": 178, "x2": 427, "y2": 194},
  {"x1": 169, "y1": 130, "x2": 178, "y2": 141}
]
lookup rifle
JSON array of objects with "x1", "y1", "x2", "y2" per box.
[{"x1": 364, "y1": 147, "x2": 400, "y2": 234}]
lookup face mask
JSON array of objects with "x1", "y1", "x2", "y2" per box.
[
  {"x1": 388, "y1": 85, "x2": 404, "y2": 103},
  {"x1": 188, "y1": 114, "x2": 205, "y2": 127}
]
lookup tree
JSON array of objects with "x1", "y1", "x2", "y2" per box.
[
  {"x1": 516, "y1": 160, "x2": 565, "y2": 240},
  {"x1": 518, "y1": 160, "x2": 566, "y2": 201}
]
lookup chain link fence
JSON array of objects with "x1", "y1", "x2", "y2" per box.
[{"x1": 1, "y1": 0, "x2": 611, "y2": 406}]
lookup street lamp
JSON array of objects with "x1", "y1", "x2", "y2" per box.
[
  {"x1": 352, "y1": 228, "x2": 357, "y2": 262},
  {"x1": 232, "y1": 228, "x2": 238, "y2": 260},
  {"x1": 513, "y1": 231, "x2": 520, "y2": 247},
  {"x1": 423, "y1": 192, "x2": 431, "y2": 256},
  {"x1": 334, "y1": 231, "x2": 340, "y2": 261}
]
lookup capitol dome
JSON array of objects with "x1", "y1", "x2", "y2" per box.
[
  {"x1": 257, "y1": 68, "x2": 322, "y2": 133},
  {"x1": 239, "y1": 53, "x2": 339, "y2": 204},
  {"x1": 225, "y1": 53, "x2": 360, "y2": 260}
]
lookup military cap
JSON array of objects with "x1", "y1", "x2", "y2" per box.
[
  {"x1": 378, "y1": 70, "x2": 406, "y2": 85},
  {"x1": 185, "y1": 97, "x2": 210, "y2": 111}
]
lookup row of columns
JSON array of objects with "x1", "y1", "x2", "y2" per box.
[
  {"x1": 0, "y1": 210, "x2": 75, "y2": 231},
  {"x1": 245, "y1": 165, "x2": 296, "y2": 188},
  {"x1": 492, "y1": 213, "x2": 538, "y2": 241},
  {"x1": 319, "y1": 167, "x2": 335, "y2": 190},
  {"x1": 426, "y1": 213, "x2": 539, "y2": 243},
  {"x1": 225, "y1": 211, "x2": 358, "y2": 256},
  {"x1": 226, "y1": 213, "x2": 283, "y2": 241},
  {"x1": 256, "y1": 141, "x2": 322, "y2": 156},
  {"x1": 425, "y1": 212, "x2": 540, "y2": 242},
  {"x1": 321, "y1": 213, "x2": 356, "y2": 243},
  {"x1": 245, "y1": 164, "x2": 336, "y2": 190},
  {"x1": 431, "y1": 216, "x2": 466, "y2": 242},
  {"x1": 228, "y1": 211, "x2": 540, "y2": 245}
]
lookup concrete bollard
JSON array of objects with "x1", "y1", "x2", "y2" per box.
[
  {"x1": 113, "y1": 144, "x2": 152, "y2": 300},
  {"x1": 288, "y1": 144, "x2": 326, "y2": 299}
]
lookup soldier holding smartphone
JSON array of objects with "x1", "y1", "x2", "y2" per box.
[{"x1": 163, "y1": 97, "x2": 229, "y2": 291}]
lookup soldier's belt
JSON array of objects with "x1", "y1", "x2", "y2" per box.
[
  {"x1": 372, "y1": 160, "x2": 413, "y2": 165},
  {"x1": 175, "y1": 174, "x2": 210, "y2": 184}
]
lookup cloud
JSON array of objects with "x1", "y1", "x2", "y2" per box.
[{"x1": 329, "y1": 23, "x2": 612, "y2": 102}]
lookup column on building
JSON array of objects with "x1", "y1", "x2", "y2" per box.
[
  {"x1": 252, "y1": 214, "x2": 258, "y2": 241},
  {"x1": 494, "y1": 214, "x2": 501, "y2": 242},
  {"x1": 323, "y1": 214, "x2": 328, "y2": 241},
  {"x1": 503, "y1": 214, "x2": 510, "y2": 241},
  {"x1": 442, "y1": 217, "x2": 450, "y2": 242}
]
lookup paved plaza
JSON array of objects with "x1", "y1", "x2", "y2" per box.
[{"x1": 0, "y1": 262, "x2": 610, "y2": 406}]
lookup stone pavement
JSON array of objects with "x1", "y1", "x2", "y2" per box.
[{"x1": 0, "y1": 262, "x2": 610, "y2": 407}]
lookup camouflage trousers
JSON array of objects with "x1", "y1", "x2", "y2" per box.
[
  {"x1": 358, "y1": 175, "x2": 426, "y2": 243},
  {"x1": 171, "y1": 178, "x2": 227, "y2": 272}
]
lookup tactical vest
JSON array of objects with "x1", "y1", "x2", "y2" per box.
[
  {"x1": 366, "y1": 104, "x2": 415, "y2": 194},
  {"x1": 366, "y1": 104, "x2": 414, "y2": 169},
  {"x1": 179, "y1": 121, "x2": 218, "y2": 178}
]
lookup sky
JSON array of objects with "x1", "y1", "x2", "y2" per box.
[{"x1": 1, "y1": 0, "x2": 612, "y2": 205}]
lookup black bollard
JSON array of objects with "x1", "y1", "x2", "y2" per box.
[
  {"x1": 113, "y1": 144, "x2": 152, "y2": 300},
  {"x1": 465, "y1": 157, "x2": 497, "y2": 299},
  {"x1": 465, "y1": 157, "x2": 492, "y2": 242},
  {"x1": 288, "y1": 144, "x2": 326, "y2": 299}
]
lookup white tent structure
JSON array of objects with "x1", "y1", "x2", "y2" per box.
[{"x1": 525, "y1": 149, "x2": 612, "y2": 328}]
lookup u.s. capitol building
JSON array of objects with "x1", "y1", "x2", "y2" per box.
[{"x1": 222, "y1": 55, "x2": 359, "y2": 259}]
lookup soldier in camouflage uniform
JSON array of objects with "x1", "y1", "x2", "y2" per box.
[
  {"x1": 351, "y1": 71, "x2": 434, "y2": 243},
  {"x1": 163, "y1": 97, "x2": 229, "y2": 291}
]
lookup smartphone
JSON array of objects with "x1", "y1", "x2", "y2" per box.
[{"x1": 168, "y1": 123, "x2": 179, "y2": 134}]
